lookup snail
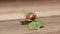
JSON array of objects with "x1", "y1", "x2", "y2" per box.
[
  {"x1": 25, "y1": 12, "x2": 36, "y2": 21},
  {"x1": 24, "y1": 12, "x2": 36, "y2": 24}
]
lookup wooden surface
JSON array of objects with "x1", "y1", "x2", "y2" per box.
[
  {"x1": 0, "y1": 1, "x2": 60, "y2": 34},
  {"x1": 0, "y1": 1, "x2": 60, "y2": 21},
  {"x1": 0, "y1": 16, "x2": 60, "y2": 34}
]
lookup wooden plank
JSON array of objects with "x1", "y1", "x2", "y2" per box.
[
  {"x1": 0, "y1": 11, "x2": 60, "y2": 21},
  {"x1": 0, "y1": 16, "x2": 60, "y2": 34},
  {"x1": 0, "y1": 1, "x2": 60, "y2": 21}
]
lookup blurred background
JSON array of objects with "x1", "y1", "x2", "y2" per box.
[
  {"x1": 0, "y1": 0, "x2": 60, "y2": 14},
  {"x1": 0, "y1": 0, "x2": 60, "y2": 34}
]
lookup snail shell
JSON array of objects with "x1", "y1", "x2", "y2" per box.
[
  {"x1": 21, "y1": 12, "x2": 36, "y2": 25},
  {"x1": 25, "y1": 12, "x2": 36, "y2": 22}
]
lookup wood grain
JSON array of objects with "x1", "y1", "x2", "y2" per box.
[
  {"x1": 0, "y1": 16, "x2": 60, "y2": 34},
  {"x1": 0, "y1": 1, "x2": 60, "y2": 34},
  {"x1": 0, "y1": 1, "x2": 60, "y2": 21}
]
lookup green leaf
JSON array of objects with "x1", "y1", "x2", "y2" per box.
[
  {"x1": 28, "y1": 21, "x2": 40, "y2": 30},
  {"x1": 22, "y1": 9, "x2": 28, "y2": 16},
  {"x1": 35, "y1": 18, "x2": 45, "y2": 27},
  {"x1": 28, "y1": 18, "x2": 45, "y2": 30}
]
